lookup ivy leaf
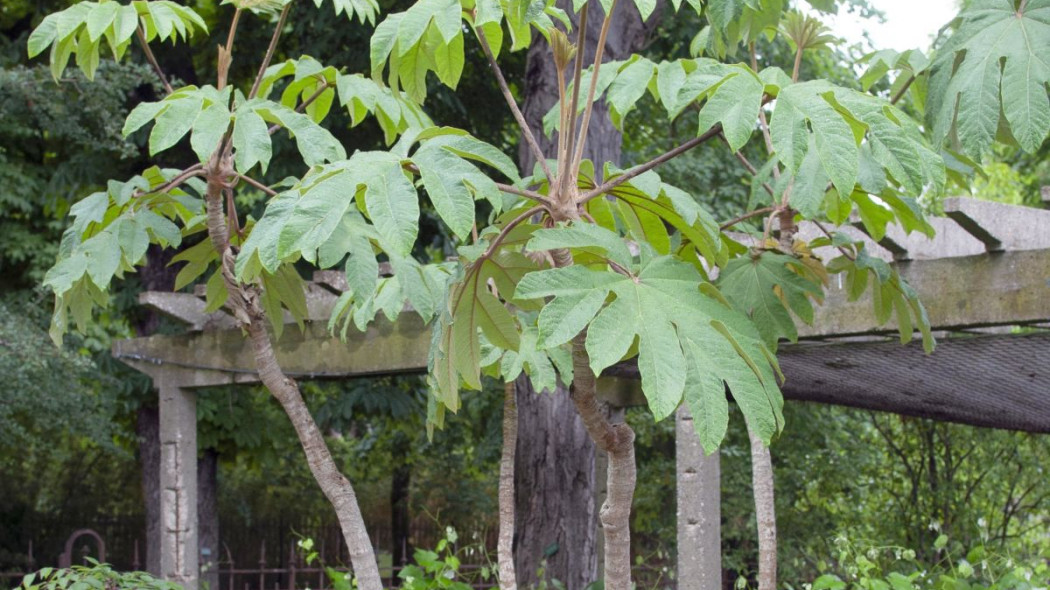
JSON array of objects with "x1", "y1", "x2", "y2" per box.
[
  {"x1": 515, "y1": 255, "x2": 783, "y2": 441},
  {"x1": 927, "y1": 0, "x2": 1050, "y2": 155},
  {"x1": 717, "y1": 252, "x2": 824, "y2": 350}
]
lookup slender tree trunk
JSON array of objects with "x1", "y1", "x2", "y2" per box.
[
  {"x1": 498, "y1": 380, "x2": 518, "y2": 590},
  {"x1": 136, "y1": 405, "x2": 161, "y2": 576},
  {"x1": 514, "y1": 4, "x2": 652, "y2": 585},
  {"x1": 198, "y1": 448, "x2": 220, "y2": 590},
  {"x1": 569, "y1": 335, "x2": 635, "y2": 590},
  {"x1": 390, "y1": 433, "x2": 411, "y2": 585},
  {"x1": 203, "y1": 161, "x2": 382, "y2": 590},
  {"x1": 748, "y1": 429, "x2": 777, "y2": 590}
]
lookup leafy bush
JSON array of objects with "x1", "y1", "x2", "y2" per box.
[
  {"x1": 17, "y1": 560, "x2": 181, "y2": 590},
  {"x1": 806, "y1": 534, "x2": 1050, "y2": 590}
]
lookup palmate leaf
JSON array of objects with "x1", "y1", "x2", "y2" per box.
[
  {"x1": 514, "y1": 253, "x2": 784, "y2": 446},
  {"x1": 44, "y1": 168, "x2": 204, "y2": 344},
  {"x1": 716, "y1": 251, "x2": 824, "y2": 350},
  {"x1": 432, "y1": 248, "x2": 538, "y2": 410},
  {"x1": 927, "y1": 0, "x2": 1050, "y2": 156},
  {"x1": 369, "y1": 0, "x2": 465, "y2": 103},
  {"x1": 824, "y1": 243, "x2": 935, "y2": 353},
  {"x1": 311, "y1": 0, "x2": 380, "y2": 24},
  {"x1": 28, "y1": 0, "x2": 207, "y2": 80},
  {"x1": 123, "y1": 86, "x2": 232, "y2": 160}
]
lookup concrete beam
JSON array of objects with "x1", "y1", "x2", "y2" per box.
[{"x1": 802, "y1": 247, "x2": 1050, "y2": 338}]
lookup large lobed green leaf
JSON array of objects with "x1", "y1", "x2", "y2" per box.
[
  {"x1": 513, "y1": 249, "x2": 784, "y2": 449},
  {"x1": 927, "y1": 0, "x2": 1050, "y2": 156}
]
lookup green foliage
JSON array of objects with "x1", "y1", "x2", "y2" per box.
[
  {"x1": 810, "y1": 534, "x2": 1050, "y2": 590},
  {"x1": 927, "y1": 0, "x2": 1050, "y2": 158},
  {"x1": 17, "y1": 561, "x2": 180, "y2": 590},
  {"x1": 398, "y1": 528, "x2": 474, "y2": 590},
  {"x1": 27, "y1": 0, "x2": 207, "y2": 80}
]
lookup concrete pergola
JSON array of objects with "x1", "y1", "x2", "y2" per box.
[{"x1": 114, "y1": 197, "x2": 1050, "y2": 590}]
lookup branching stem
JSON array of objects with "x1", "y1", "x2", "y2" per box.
[
  {"x1": 571, "y1": 0, "x2": 618, "y2": 177},
  {"x1": 249, "y1": 3, "x2": 292, "y2": 100},
  {"x1": 268, "y1": 81, "x2": 331, "y2": 134},
  {"x1": 483, "y1": 205, "x2": 544, "y2": 259},
  {"x1": 237, "y1": 174, "x2": 277, "y2": 196},
  {"x1": 561, "y1": 2, "x2": 589, "y2": 194},
  {"x1": 720, "y1": 206, "x2": 775, "y2": 231},
  {"x1": 134, "y1": 164, "x2": 204, "y2": 198},
  {"x1": 476, "y1": 27, "x2": 554, "y2": 184},
  {"x1": 495, "y1": 182, "x2": 553, "y2": 207},
  {"x1": 578, "y1": 124, "x2": 723, "y2": 204},
  {"x1": 135, "y1": 27, "x2": 173, "y2": 94},
  {"x1": 890, "y1": 74, "x2": 915, "y2": 105}
]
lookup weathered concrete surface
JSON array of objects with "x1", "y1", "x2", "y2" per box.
[
  {"x1": 157, "y1": 376, "x2": 198, "y2": 590},
  {"x1": 676, "y1": 406, "x2": 721, "y2": 590},
  {"x1": 801, "y1": 247, "x2": 1050, "y2": 338}
]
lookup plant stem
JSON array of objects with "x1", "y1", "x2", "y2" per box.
[
  {"x1": 721, "y1": 134, "x2": 776, "y2": 198},
  {"x1": 135, "y1": 27, "x2": 173, "y2": 94},
  {"x1": 571, "y1": 0, "x2": 618, "y2": 177},
  {"x1": 495, "y1": 183, "x2": 553, "y2": 207},
  {"x1": 202, "y1": 153, "x2": 383, "y2": 590},
  {"x1": 750, "y1": 44, "x2": 780, "y2": 181},
  {"x1": 483, "y1": 205, "x2": 544, "y2": 259},
  {"x1": 719, "y1": 206, "x2": 775, "y2": 230},
  {"x1": 578, "y1": 124, "x2": 723, "y2": 204},
  {"x1": 569, "y1": 333, "x2": 635, "y2": 590},
  {"x1": 561, "y1": 1, "x2": 589, "y2": 195},
  {"x1": 249, "y1": 3, "x2": 291, "y2": 100},
  {"x1": 497, "y1": 379, "x2": 518, "y2": 590},
  {"x1": 217, "y1": 7, "x2": 242, "y2": 90},
  {"x1": 133, "y1": 164, "x2": 204, "y2": 199},
  {"x1": 237, "y1": 174, "x2": 277, "y2": 196},
  {"x1": 890, "y1": 74, "x2": 915, "y2": 105},
  {"x1": 476, "y1": 27, "x2": 555, "y2": 184},
  {"x1": 749, "y1": 429, "x2": 777, "y2": 590},
  {"x1": 268, "y1": 81, "x2": 331, "y2": 134},
  {"x1": 791, "y1": 45, "x2": 804, "y2": 82}
]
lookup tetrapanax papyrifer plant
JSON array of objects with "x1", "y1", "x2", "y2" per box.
[{"x1": 28, "y1": 0, "x2": 1050, "y2": 588}]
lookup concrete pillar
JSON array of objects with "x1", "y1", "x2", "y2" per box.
[
  {"x1": 676, "y1": 406, "x2": 721, "y2": 590},
  {"x1": 158, "y1": 377, "x2": 199, "y2": 590}
]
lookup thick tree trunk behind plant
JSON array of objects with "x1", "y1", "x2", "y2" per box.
[
  {"x1": 749, "y1": 429, "x2": 777, "y2": 590},
  {"x1": 514, "y1": 5, "x2": 651, "y2": 585},
  {"x1": 136, "y1": 405, "x2": 161, "y2": 576},
  {"x1": 513, "y1": 377, "x2": 597, "y2": 588},
  {"x1": 198, "y1": 449, "x2": 220, "y2": 590},
  {"x1": 498, "y1": 381, "x2": 518, "y2": 590}
]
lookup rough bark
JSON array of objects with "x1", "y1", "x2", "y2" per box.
[
  {"x1": 498, "y1": 381, "x2": 518, "y2": 590},
  {"x1": 513, "y1": 377, "x2": 597, "y2": 589},
  {"x1": 136, "y1": 405, "x2": 161, "y2": 576},
  {"x1": 513, "y1": 4, "x2": 652, "y2": 584},
  {"x1": 748, "y1": 429, "x2": 777, "y2": 590},
  {"x1": 198, "y1": 449, "x2": 220, "y2": 590},
  {"x1": 203, "y1": 162, "x2": 382, "y2": 590}
]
